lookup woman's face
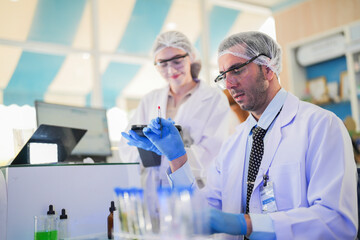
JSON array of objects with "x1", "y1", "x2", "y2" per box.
[{"x1": 154, "y1": 47, "x2": 193, "y2": 88}]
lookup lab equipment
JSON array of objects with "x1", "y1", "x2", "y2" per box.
[
  {"x1": 157, "y1": 186, "x2": 209, "y2": 238},
  {"x1": 34, "y1": 215, "x2": 55, "y2": 240},
  {"x1": 35, "y1": 101, "x2": 112, "y2": 162},
  {"x1": 47, "y1": 205, "x2": 57, "y2": 239},
  {"x1": 123, "y1": 126, "x2": 161, "y2": 167},
  {"x1": 157, "y1": 187, "x2": 173, "y2": 236},
  {"x1": 114, "y1": 188, "x2": 153, "y2": 237},
  {"x1": 11, "y1": 124, "x2": 86, "y2": 165},
  {"x1": 34, "y1": 205, "x2": 58, "y2": 240},
  {"x1": 125, "y1": 126, "x2": 162, "y2": 155},
  {"x1": 28, "y1": 142, "x2": 58, "y2": 164},
  {"x1": 124, "y1": 124, "x2": 183, "y2": 166},
  {"x1": 107, "y1": 201, "x2": 116, "y2": 239},
  {"x1": 144, "y1": 118, "x2": 186, "y2": 161},
  {"x1": 158, "y1": 106, "x2": 162, "y2": 138},
  {"x1": 113, "y1": 186, "x2": 208, "y2": 239},
  {"x1": 172, "y1": 187, "x2": 194, "y2": 237},
  {"x1": 58, "y1": 209, "x2": 69, "y2": 240}
]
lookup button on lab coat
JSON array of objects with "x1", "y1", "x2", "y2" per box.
[{"x1": 205, "y1": 93, "x2": 358, "y2": 240}]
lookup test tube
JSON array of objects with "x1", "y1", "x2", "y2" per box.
[
  {"x1": 114, "y1": 188, "x2": 125, "y2": 233},
  {"x1": 157, "y1": 187, "x2": 174, "y2": 237},
  {"x1": 138, "y1": 189, "x2": 153, "y2": 234},
  {"x1": 173, "y1": 187, "x2": 194, "y2": 238},
  {"x1": 158, "y1": 106, "x2": 162, "y2": 138}
]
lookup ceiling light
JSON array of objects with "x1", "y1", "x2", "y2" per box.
[{"x1": 166, "y1": 22, "x2": 177, "y2": 30}]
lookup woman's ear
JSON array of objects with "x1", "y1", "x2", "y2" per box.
[{"x1": 189, "y1": 52, "x2": 196, "y2": 63}]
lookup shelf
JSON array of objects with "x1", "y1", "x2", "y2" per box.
[{"x1": 288, "y1": 21, "x2": 360, "y2": 129}]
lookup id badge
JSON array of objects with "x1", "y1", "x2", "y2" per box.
[{"x1": 260, "y1": 181, "x2": 278, "y2": 213}]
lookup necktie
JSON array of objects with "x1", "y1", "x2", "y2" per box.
[{"x1": 246, "y1": 126, "x2": 267, "y2": 214}]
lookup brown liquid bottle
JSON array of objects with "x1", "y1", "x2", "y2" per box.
[{"x1": 107, "y1": 201, "x2": 116, "y2": 239}]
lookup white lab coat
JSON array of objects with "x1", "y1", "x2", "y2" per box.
[
  {"x1": 205, "y1": 92, "x2": 358, "y2": 240},
  {"x1": 119, "y1": 80, "x2": 230, "y2": 188}
]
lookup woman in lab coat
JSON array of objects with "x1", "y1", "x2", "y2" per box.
[{"x1": 119, "y1": 31, "x2": 230, "y2": 190}]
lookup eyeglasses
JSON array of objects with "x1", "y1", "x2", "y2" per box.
[
  {"x1": 154, "y1": 53, "x2": 189, "y2": 72},
  {"x1": 214, "y1": 53, "x2": 269, "y2": 89}
]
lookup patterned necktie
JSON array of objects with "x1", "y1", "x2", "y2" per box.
[{"x1": 246, "y1": 126, "x2": 267, "y2": 214}]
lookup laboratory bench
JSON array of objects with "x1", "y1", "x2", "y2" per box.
[{"x1": 0, "y1": 162, "x2": 140, "y2": 240}]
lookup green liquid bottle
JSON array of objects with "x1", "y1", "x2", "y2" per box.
[
  {"x1": 34, "y1": 231, "x2": 48, "y2": 240},
  {"x1": 47, "y1": 205, "x2": 58, "y2": 240}
]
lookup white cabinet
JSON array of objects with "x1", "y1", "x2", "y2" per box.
[
  {"x1": 0, "y1": 163, "x2": 141, "y2": 240},
  {"x1": 287, "y1": 20, "x2": 360, "y2": 130}
]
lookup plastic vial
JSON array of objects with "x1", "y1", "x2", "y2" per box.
[
  {"x1": 157, "y1": 187, "x2": 174, "y2": 237},
  {"x1": 46, "y1": 205, "x2": 58, "y2": 240},
  {"x1": 114, "y1": 188, "x2": 128, "y2": 233},
  {"x1": 58, "y1": 209, "x2": 69, "y2": 240},
  {"x1": 108, "y1": 201, "x2": 116, "y2": 239},
  {"x1": 173, "y1": 187, "x2": 194, "y2": 237}
]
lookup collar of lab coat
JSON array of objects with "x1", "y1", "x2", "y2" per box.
[
  {"x1": 250, "y1": 92, "x2": 300, "y2": 191},
  {"x1": 163, "y1": 80, "x2": 213, "y2": 102},
  {"x1": 160, "y1": 80, "x2": 214, "y2": 122}
]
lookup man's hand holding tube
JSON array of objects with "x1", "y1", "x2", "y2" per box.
[{"x1": 143, "y1": 117, "x2": 186, "y2": 161}]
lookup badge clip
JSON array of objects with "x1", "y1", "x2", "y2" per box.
[{"x1": 263, "y1": 174, "x2": 269, "y2": 187}]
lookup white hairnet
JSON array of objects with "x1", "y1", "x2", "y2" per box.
[
  {"x1": 218, "y1": 31, "x2": 282, "y2": 77},
  {"x1": 152, "y1": 31, "x2": 202, "y2": 80},
  {"x1": 153, "y1": 31, "x2": 194, "y2": 59}
]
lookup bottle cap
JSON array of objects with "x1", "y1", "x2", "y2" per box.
[
  {"x1": 60, "y1": 209, "x2": 68, "y2": 219},
  {"x1": 109, "y1": 201, "x2": 116, "y2": 213},
  {"x1": 47, "y1": 205, "x2": 55, "y2": 215}
]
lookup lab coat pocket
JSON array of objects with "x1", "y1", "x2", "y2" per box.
[
  {"x1": 269, "y1": 162, "x2": 301, "y2": 211},
  {"x1": 183, "y1": 119, "x2": 203, "y2": 145}
]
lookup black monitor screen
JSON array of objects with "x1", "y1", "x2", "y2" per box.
[{"x1": 35, "y1": 101, "x2": 112, "y2": 161}]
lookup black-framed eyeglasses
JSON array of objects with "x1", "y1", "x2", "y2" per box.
[
  {"x1": 214, "y1": 53, "x2": 269, "y2": 85},
  {"x1": 154, "y1": 53, "x2": 189, "y2": 66}
]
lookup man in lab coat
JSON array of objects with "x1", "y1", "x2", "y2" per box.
[{"x1": 124, "y1": 31, "x2": 358, "y2": 239}]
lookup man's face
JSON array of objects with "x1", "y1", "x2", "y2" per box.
[{"x1": 218, "y1": 53, "x2": 269, "y2": 113}]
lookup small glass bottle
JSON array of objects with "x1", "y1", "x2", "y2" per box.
[
  {"x1": 58, "y1": 209, "x2": 69, "y2": 240},
  {"x1": 108, "y1": 201, "x2": 116, "y2": 239},
  {"x1": 46, "y1": 205, "x2": 58, "y2": 240}
]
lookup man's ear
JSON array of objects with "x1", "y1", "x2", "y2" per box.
[{"x1": 262, "y1": 65, "x2": 275, "y2": 81}]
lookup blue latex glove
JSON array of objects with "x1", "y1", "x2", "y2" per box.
[
  {"x1": 143, "y1": 117, "x2": 186, "y2": 161},
  {"x1": 121, "y1": 130, "x2": 162, "y2": 156},
  {"x1": 209, "y1": 208, "x2": 247, "y2": 236}
]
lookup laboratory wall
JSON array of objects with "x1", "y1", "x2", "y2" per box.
[{"x1": 273, "y1": 0, "x2": 360, "y2": 91}]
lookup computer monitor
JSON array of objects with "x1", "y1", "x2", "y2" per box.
[{"x1": 35, "y1": 101, "x2": 112, "y2": 162}]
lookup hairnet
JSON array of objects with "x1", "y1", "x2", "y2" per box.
[
  {"x1": 152, "y1": 31, "x2": 201, "y2": 80},
  {"x1": 218, "y1": 31, "x2": 282, "y2": 77}
]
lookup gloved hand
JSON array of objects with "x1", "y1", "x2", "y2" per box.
[
  {"x1": 121, "y1": 130, "x2": 162, "y2": 156},
  {"x1": 143, "y1": 117, "x2": 186, "y2": 161},
  {"x1": 209, "y1": 208, "x2": 247, "y2": 236}
]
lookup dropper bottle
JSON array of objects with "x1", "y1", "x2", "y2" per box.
[
  {"x1": 108, "y1": 201, "x2": 116, "y2": 239},
  {"x1": 46, "y1": 205, "x2": 58, "y2": 240},
  {"x1": 58, "y1": 209, "x2": 69, "y2": 240}
]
